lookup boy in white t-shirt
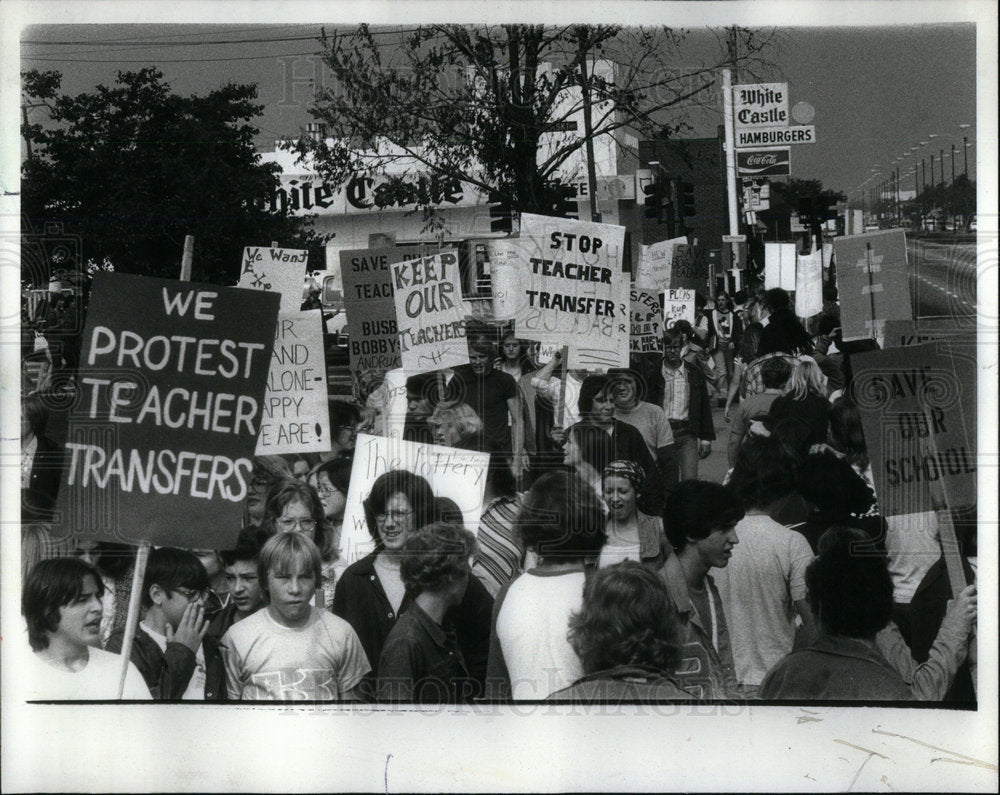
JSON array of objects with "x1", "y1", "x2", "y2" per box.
[
  {"x1": 221, "y1": 532, "x2": 370, "y2": 701},
  {"x1": 21, "y1": 557, "x2": 150, "y2": 701}
]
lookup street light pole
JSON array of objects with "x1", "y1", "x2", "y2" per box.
[
  {"x1": 963, "y1": 136, "x2": 968, "y2": 177},
  {"x1": 950, "y1": 143, "x2": 956, "y2": 184}
]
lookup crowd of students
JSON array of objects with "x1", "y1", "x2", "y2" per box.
[{"x1": 19, "y1": 286, "x2": 978, "y2": 704}]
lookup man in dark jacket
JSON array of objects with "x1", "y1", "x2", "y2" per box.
[
  {"x1": 758, "y1": 288, "x2": 813, "y2": 356},
  {"x1": 106, "y1": 547, "x2": 226, "y2": 700},
  {"x1": 658, "y1": 327, "x2": 716, "y2": 482}
]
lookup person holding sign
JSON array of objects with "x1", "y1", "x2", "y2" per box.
[
  {"x1": 21, "y1": 558, "x2": 151, "y2": 700},
  {"x1": 220, "y1": 533, "x2": 370, "y2": 701}
]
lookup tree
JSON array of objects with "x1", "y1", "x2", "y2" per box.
[
  {"x1": 21, "y1": 68, "x2": 326, "y2": 286},
  {"x1": 289, "y1": 24, "x2": 777, "y2": 222}
]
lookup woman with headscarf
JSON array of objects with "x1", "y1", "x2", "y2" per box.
[{"x1": 598, "y1": 461, "x2": 669, "y2": 570}]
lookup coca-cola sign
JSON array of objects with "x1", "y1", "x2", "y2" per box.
[{"x1": 737, "y1": 147, "x2": 791, "y2": 177}]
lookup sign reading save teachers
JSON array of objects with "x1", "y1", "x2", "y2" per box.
[{"x1": 55, "y1": 272, "x2": 279, "y2": 549}]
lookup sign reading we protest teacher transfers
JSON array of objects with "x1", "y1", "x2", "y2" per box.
[{"x1": 55, "y1": 272, "x2": 279, "y2": 550}]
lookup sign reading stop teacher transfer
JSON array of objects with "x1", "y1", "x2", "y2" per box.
[
  {"x1": 55, "y1": 272, "x2": 279, "y2": 550},
  {"x1": 256, "y1": 310, "x2": 331, "y2": 455},
  {"x1": 392, "y1": 251, "x2": 469, "y2": 372},
  {"x1": 517, "y1": 213, "x2": 629, "y2": 371}
]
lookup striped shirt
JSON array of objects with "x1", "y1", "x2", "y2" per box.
[{"x1": 472, "y1": 496, "x2": 524, "y2": 599}]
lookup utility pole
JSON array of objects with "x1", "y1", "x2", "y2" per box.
[
  {"x1": 963, "y1": 136, "x2": 968, "y2": 177},
  {"x1": 950, "y1": 143, "x2": 955, "y2": 184},
  {"x1": 577, "y1": 31, "x2": 601, "y2": 224}
]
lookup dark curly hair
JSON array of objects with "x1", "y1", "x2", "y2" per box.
[
  {"x1": 806, "y1": 526, "x2": 893, "y2": 638},
  {"x1": 399, "y1": 522, "x2": 477, "y2": 597},
  {"x1": 663, "y1": 480, "x2": 744, "y2": 553},
  {"x1": 516, "y1": 470, "x2": 606, "y2": 562},
  {"x1": 22, "y1": 557, "x2": 105, "y2": 651},
  {"x1": 568, "y1": 561, "x2": 682, "y2": 675},
  {"x1": 362, "y1": 470, "x2": 437, "y2": 547},
  {"x1": 727, "y1": 436, "x2": 798, "y2": 510},
  {"x1": 577, "y1": 374, "x2": 612, "y2": 417}
]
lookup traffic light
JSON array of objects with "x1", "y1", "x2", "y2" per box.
[
  {"x1": 678, "y1": 181, "x2": 696, "y2": 218},
  {"x1": 643, "y1": 180, "x2": 664, "y2": 220},
  {"x1": 489, "y1": 190, "x2": 513, "y2": 234},
  {"x1": 798, "y1": 195, "x2": 838, "y2": 224}
]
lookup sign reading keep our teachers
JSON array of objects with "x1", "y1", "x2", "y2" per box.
[
  {"x1": 54, "y1": 272, "x2": 279, "y2": 549},
  {"x1": 515, "y1": 213, "x2": 629, "y2": 370},
  {"x1": 256, "y1": 310, "x2": 331, "y2": 455},
  {"x1": 391, "y1": 251, "x2": 469, "y2": 372}
]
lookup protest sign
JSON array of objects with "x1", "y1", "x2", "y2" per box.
[
  {"x1": 339, "y1": 247, "x2": 404, "y2": 381},
  {"x1": 391, "y1": 251, "x2": 469, "y2": 372},
  {"x1": 339, "y1": 433, "x2": 489, "y2": 563},
  {"x1": 54, "y1": 272, "x2": 278, "y2": 549},
  {"x1": 516, "y1": 213, "x2": 629, "y2": 370},
  {"x1": 764, "y1": 242, "x2": 796, "y2": 290},
  {"x1": 255, "y1": 310, "x2": 331, "y2": 455},
  {"x1": 795, "y1": 247, "x2": 823, "y2": 317},
  {"x1": 662, "y1": 288, "x2": 695, "y2": 329},
  {"x1": 851, "y1": 341, "x2": 976, "y2": 517},
  {"x1": 634, "y1": 236, "x2": 688, "y2": 291},
  {"x1": 833, "y1": 229, "x2": 913, "y2": 343},
  {"x1": 630, "y1": 287, "x2": 663, "y2": 353},
  {"x1": 237, "y1": 246, "x2": 309, "y2": 312},
  {"x1": 669, "y1": 241, "x2": 709, "y2": 292},
  {"x1": 882, "y1": 319, "x2": 976, "y2": 349}
]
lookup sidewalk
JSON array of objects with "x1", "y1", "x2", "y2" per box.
[{"x1": 696, "y1": 402, "x2": 734, "y2": 484}]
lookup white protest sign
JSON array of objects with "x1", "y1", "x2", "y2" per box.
[
  {"x1": 339, "y1": 434, "x2": 490, "y2": 564},
  {"x1": 764, "y1": 242, "x2": 797, "y2": 290},
  {"x1": 662, "y1": 288, "x2": 695, "y2": 328},
  {"x1": 381, "y1": 367, "x2": 410, "y2": 442},
  {"x1": 391, "y1": 251, "x2": 469, "y2": 372},
  {"x1": 238, "y1": 246, "x2": 309, "y2": 312},
  {"x1": 795, "y1": 248, "x2": 824, "y2": 318},
  {"x1": 255, "y1": 310, "x2": 331, "y2": 455},
  {"x1": 516, "y1": 213, "x2": 629, "y2": 371},
  {"x1": 634, "y1": 236, "x2": 688, "y2": 291},
  {"x1": 487, "y1": 243, "x2": 524, "y2": 320}
]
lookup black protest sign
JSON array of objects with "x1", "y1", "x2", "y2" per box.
[
  {"x1": 669, "y1": 241, "x2": 708, "y2": 291},
  {"x1": 852, "y1": 341, "x2": 976, "y2": 517},
  {"x1": 54, "y1": 272, "x2": 279, "y2": 549},
  {"x1": 339, "y1": 247, "x2": 404, "y2": 381}
]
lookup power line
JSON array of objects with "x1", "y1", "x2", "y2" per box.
[
  {"x1": 23, "y1": 51, "x2": 325, "y2": 64},
  {"x1": 22, "y1": 26, "x2": 435, "y2": 48}
]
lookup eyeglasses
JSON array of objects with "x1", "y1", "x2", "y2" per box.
[
  {"x1": 317, "y1": 485, "x2": 339, "y2": 497},
  {"x1": 375, "y1": 509, "x2": 413, "y2": 523},
  {"x1": 276, "y1": 517, "x2": 317, "y2": 532},
  {"x1": 173, "y1": 587, "x2": 205, "y2": 602}
]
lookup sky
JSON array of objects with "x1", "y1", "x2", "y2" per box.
[{"x1": 9, "y1": 6, "x2": 988, "y2": 205}]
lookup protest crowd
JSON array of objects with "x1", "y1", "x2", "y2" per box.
[{"x1": 19, "y1": 234, "x2": 978, "y2": 706}]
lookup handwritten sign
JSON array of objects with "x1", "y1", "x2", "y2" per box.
[
  {"x1": 255, "y1": 310, "x2": 331, "y2": 455},
  {"x1": 669, "y1": 241, "x2": 708, "y2": 292},
  {"x1": 662, "y1": 288, "x2": 695, "y2": 329},
  {"x1": 834, "y1": 230, "x2": 913, "y2": 343},
  {"x1": 516, "y1": 213, "x2": 629, "y2": 370},
  {"x1": 852, "y1": 342, "x2": 976, "y2": 516},
  {"x1": 634, "y1": 236, "x2": 688, "y2": 291},
  {"x1": 391, "y1": 251, "x2": 469, "y2": 372},
  {"x1": 340, "y1": 247, "x2": 404, "y2": 382},
  {"x1": 631, "y1": 287, "x2": 663, "y2": 353},
  {"x1": 238, "y1": 246, "x2": 309, "y2": 312},
  {"x1": 54, "y1": 273, "x2": 278, "y2": 549},
  {"x1": 339, "y1": 434, "x2": 489, "y2": 563}
]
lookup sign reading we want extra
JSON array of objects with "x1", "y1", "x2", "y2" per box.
[{"x1": 56, "y1": 272, "x2": 279, "y2": 549}]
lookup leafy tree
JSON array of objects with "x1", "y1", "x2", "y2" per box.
[
  {"x1": 290, "y1": 24, "x2": 777, "y2": 221},
  {"x1": 21, "y1": 68, "x2": 326, "y2": 285},
  {"x1": 766, "y1": 178, "x2": 846, "y2": 211}
]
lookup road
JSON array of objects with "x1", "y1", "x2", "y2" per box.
[{"x1": 907, "y1": 238, "x2": 978, "y2": 322}]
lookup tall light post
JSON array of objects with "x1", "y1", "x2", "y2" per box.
[{"x1": 959, "y1": 123, "x2": 971, "y2": 177}]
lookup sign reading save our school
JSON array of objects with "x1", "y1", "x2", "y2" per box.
[
  {"x1": 55, "y1": 272, "x2": 279, "y2": 549},
  {"x1": 851, "y1": 342, "x2": 976, "y2": 517},
  {"x1": 391, "y1": 251, "x2": 469, "y2": 372},
  {"x1": 256, "y1": 310, "x2": 331, "y2": 455},
  {"x1": 517, "y1": 213, "x2": 629, "y2": 371}
]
